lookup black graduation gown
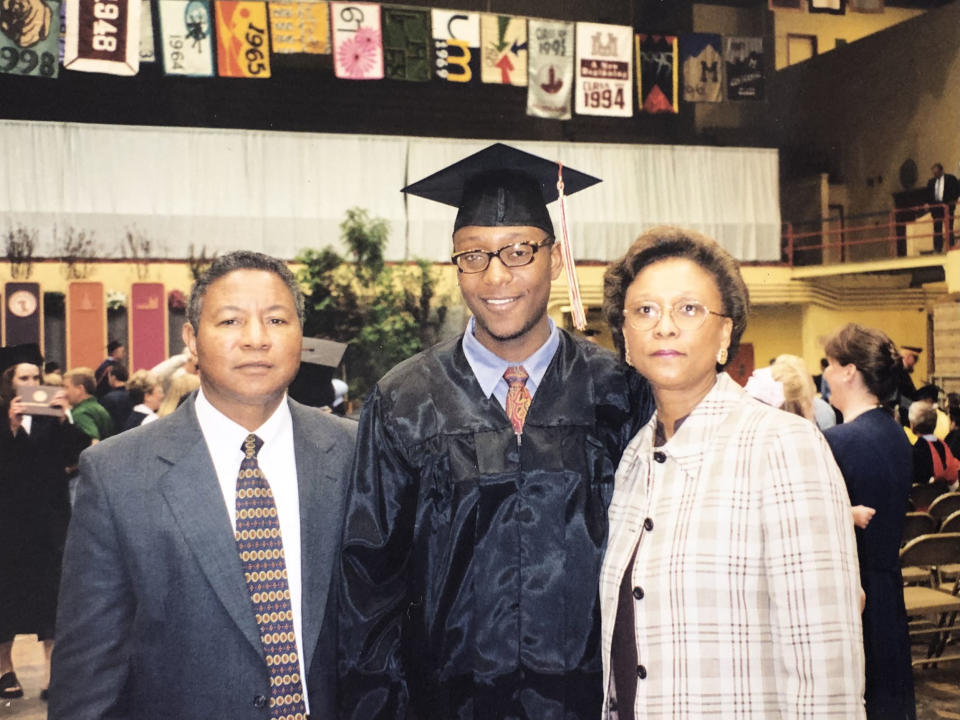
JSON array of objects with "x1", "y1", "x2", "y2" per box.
[
  {"x1": 339, "y1": 331, "x2": 653, "y2": 720},
  {"x1": 0, "y1": 414, "x2": 90, "y2": 640},
  {"x1": 825, "y1": 409, "x2": 916, "y2": 720}
]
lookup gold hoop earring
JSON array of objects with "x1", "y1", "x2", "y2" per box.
[
  {"x1": 624, "y1": 337, "x2": 633, "y2": 366},
  {"x1": 717, "y1": 347, "x2": 728, "y2": 365}
]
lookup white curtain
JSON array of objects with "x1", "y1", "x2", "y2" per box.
[{"x1": 0, "y1": 120, "x2": 780, "y2": 262}]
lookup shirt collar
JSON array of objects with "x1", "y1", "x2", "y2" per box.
[
  {"x1": 194, "y1": 387, "x2": 292, "y2": 454},
  {"x1": 461, "y1": 316, "x2": 559, "y2": 398}
]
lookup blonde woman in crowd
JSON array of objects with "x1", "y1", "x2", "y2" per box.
[{"x1": 156, "y1": 372, "x2": 200, "y2": 418}]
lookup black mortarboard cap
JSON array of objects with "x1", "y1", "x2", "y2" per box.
[
  {"x1": 0, "y1": 343, "x2": 43, "y2": 373},
  {"x1": 287, "y1": 338, "x2": 348, "y2": 409},
  {"x1": 401, "y1": 143, "x2": 601, "y2": 236},
  {"x1": 901, "y1": 345, "x2": 923, "y2": 354}
]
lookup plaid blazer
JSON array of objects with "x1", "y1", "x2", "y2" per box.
[{"x1": 600, "y1": 373, "x2": 865, "y2": 719}]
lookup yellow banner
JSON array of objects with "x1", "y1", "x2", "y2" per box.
[
  {"x1": 269, "y1": 1, "x2": 330, "y2": 54},
  {"x1": 215, "y1": 0, "x2": 271, "y2": 77}
]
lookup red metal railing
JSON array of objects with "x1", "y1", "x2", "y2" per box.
[{"x1": 781, "y1": 203, "x2": 956, "y2": 267}]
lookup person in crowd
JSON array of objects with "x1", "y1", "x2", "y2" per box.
[
  {"x1": 813, "y1": 356, "x2": 831, "y2": 401},
  {"x1": 909, "y1": 401, "x2": 959, "y2": 489},
  {"x1": 49, "y1": 251, "x2": 357, "y2": 720},
  {"x1": 927, "y1": 162, "x2": 959, "y2": 252},
  {"x1": 330, "y1": 378, "x2": 348, "y2": 417},
  {"x1": 62, "y1": 367, "x2": 113, "y2": 442},
  {"x1": 98, "y1": 363, "x2": 132, "y2": 431},
  {"x1": 821, "y1": 323, "x2": 916, "y2": 720},
  {"x1": 0, "y1": 346, "x2": 89, "y2": 702},
  {"x1": 908, "y1": 384, "x2": 950, "y2": 441},
  {"x1": 94, "y1": 340, "x2": 125, "y2": 398},
  {"x1": 156, "y1": 372, "x2": 201, "y2": 418},
  {"x1": 338, "y1": 144, "x2": 653, "y2": 720},
  {"x1": 894, "y1": 344, "x2": 921, "y2": 424},
  {"x1": 946, "y1": 407, "x2": 960, "y2": 461},
  {"x1": 599, "y1": 227, "x2": 864, "y2": 719},
  {"x1": 151, "y1": 345, "x2": 199, "y2": 393},
  {"x1": 121, "y1": 369, "x2": 164, "y2": 431}
]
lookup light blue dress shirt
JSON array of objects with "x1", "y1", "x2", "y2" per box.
[{"x1": 461, "y1": 317, "x2": 560, "y2": 410}]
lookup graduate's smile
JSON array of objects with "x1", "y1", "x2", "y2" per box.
[{"x1": 454, "y1": 225, "x2": 562, "y2": 362}]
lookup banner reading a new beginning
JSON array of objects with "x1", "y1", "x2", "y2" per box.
[
  {"x1": 64, "y1": 0, "x2": 141, "y2": 75},
  {"x1": 432, "y1": 9, "x2": 478, "y2": 84},
  {"x1": 331, "y1": 1, "x2": 383, "y2": 79},
  {"x1": 681, "y1": 33, "x2": 722, "y2": 103},
  {"x1": 575, "y1": 22, "x2": 633, "y2": 117},
  {"x1": 636, "y1": 34, "x2": 678, "y2": 113},
  {"x1": 526, "y1": 19, "x2": 573, "y2": 120}
]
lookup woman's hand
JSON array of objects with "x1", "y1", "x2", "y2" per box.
[
  {"x1": 8, "y1": 395, "x2": 25, "y2": 435},
  {"x1": 851, "y1": 505, "x2": 876, "y2": 529}
]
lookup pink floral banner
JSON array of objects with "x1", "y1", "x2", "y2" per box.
[{"x1": 330, "y1": 1, "x2": 383, "y2": 80}]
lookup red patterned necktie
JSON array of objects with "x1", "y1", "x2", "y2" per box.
[
  {"x1": 235, "y1": 434, "x2": 307, "y2": 720},
  {"x1": 503, "y1": 365, "x2": 532, "y2": 445}
]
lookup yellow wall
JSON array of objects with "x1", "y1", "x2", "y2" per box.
[
  {"x1": 1, "y1": 261, "x2": 197, "y2": 298},
  {"x1": 773, "y1": 5, "x2": 923, "y2": 69}
]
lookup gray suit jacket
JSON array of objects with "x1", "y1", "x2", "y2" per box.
[{"x1": 49, "y1": 395, "x2": 356, "y2": 720}]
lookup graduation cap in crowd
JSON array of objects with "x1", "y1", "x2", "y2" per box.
[
  {"x1": 901, "y1": 345, "x2": 923, "y2": 356},
  {"x1": 0, "y1": 343, "x2": 43, "y2": 374},
  {"x1": 287, "y1": 337, "x2": 348, "y2": 410},
  {"x1": 402, "y1": 143, "x2": 602, "y2": 329}
]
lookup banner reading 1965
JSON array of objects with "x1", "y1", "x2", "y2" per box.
[{"x1": 64, "y1": 0, "x2": 141, "y2": 75}]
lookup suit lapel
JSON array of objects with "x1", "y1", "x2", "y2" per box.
[
  {"x1": 156, "y1": 401, "x2": 264, "y2": 659},
  {"x1": 291, "y1": 401, "x2": 340, "y2": 674}
]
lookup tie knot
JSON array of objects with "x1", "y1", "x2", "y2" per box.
[
  {"x1": 503, "y1": 365, "x2": 529, "y2": 387},
  {"x1": 242, "y1": 433, "x2": 264, "y2": 459}
]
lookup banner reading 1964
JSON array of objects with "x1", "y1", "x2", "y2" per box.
[{"x1": 64, "y1": 0, "x2": 141, "y2": 75}]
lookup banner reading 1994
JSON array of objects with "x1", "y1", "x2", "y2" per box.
[{"x1": 575, "y1": 22, "x2": 633, "y2": 117}]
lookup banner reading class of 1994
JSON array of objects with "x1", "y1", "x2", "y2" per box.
[
  {"x1": 268, "y1": 1, "x2": 329, "y2": 54},
  {"x1": 431, "y1": 9, "x2": 478, "y2": 83},
  {"x1": 526, "y1": 19, "x2": 573, "y2": 120},
  {"x1": 480, "y1": 14, "x2": 527, "y2": 86},
  {"x1": 575, "y1": 22, "x2": 633, "y2": 117},
  {"x1": 159, "y1": 0, "x2": 215, "y2": 76},
  {"x1": 64, "y1": 0, "x2": 141, "y2": 75},
  {"x1": 636, "y1": 33, "x2": 677, "y2": 113},
  {"x1": 0, "y1": 0, "x2": 60, "y2": 78},
  {"x1": 215, "y1": 1, "x2": 270, "y2": 77},
  {"x1": 330, "y1": 2, "x2": 383, "y2": 79}
]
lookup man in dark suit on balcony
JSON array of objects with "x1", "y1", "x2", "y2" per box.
[{"x1": 927, "y1": 163, "x2": 959, "y2": 252}]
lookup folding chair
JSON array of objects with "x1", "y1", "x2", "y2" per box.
[
  {"x1": 910, "y1": 481, "x2": 951, "y2": 512},
  {"x1": 929, "y1": 493, "x2": 960, "y2": 525},
  {"x1": 900, "y1": 533, "x2": 960, "y2": 667},
  {"x1": 901, "y1": 512, "x2": 939, "y2": 584},
  {"x1": 938, "y1": 510, "x2": 960, "y2": 585}
]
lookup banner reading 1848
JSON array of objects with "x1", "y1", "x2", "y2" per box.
[{"x1": 64, "y1": 0, "x2": 141, "y2": 75}]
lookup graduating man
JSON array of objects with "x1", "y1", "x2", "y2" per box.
[
  {"x1": 50, "y1": 251, "x2": 356, "y2": 720},
  {"x1": 339, "y1": 144, "x2": 653, "y2": 720}
]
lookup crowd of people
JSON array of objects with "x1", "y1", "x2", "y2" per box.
[{"x1": 0, "y1": 143, "x2": 956, "y2": 720}]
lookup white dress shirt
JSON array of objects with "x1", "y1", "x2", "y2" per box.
[
  {"x1": 935, "y1": 175, "x2": 944, "y2": 202},
  {"x1": 194, "y1": 389, "x2": 309, "y2": 711}
]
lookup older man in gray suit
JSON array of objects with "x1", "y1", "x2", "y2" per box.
[{"x1": 49, "y1": 251, "x2": 355, "y2": 720}]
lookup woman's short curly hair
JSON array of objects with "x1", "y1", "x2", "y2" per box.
[{"x1": 601, "y1": 226, "x2": 750, "y2": 369}]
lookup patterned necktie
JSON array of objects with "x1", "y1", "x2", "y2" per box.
[
  {"x1": 235, "y1": 434, "x2": 307, "y2": 720},
  {"x1": 503, "y1": 365, "x2": 532, "y2": 445}
]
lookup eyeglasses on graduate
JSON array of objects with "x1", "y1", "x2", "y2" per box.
[
  {"x1": 451, "y1": 237, "x2": 554, "y2": 274},
  {"x1": 624, "y1": 300, "x2": 728, "y2": 331}
]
